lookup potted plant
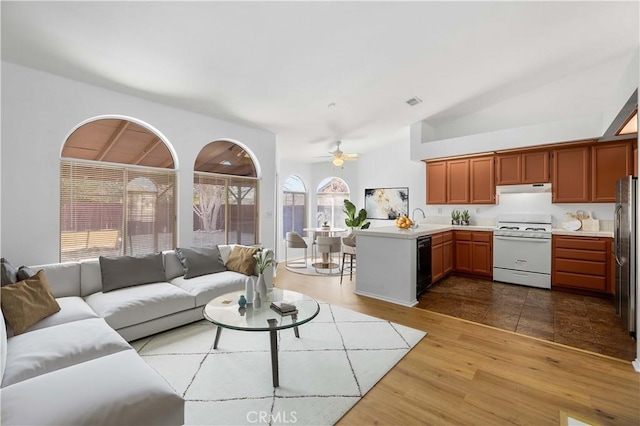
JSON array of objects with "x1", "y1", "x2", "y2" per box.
[
  {"x1": 343, "y1": 200, "x2": 371, "y2": 230},
  {"x1": 460, "y1": 209, "x2": 470, "y2": 226},
  {"x1": 252, "y1": 250, "x2": 273, "y2": 308},
  {"x1": 451, "y1": 209, "x2": 460, "y2": 225}
]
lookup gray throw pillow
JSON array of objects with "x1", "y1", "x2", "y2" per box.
[
  {"x1": 1, "y1": 258, "x2": 18, "y2": 287},
  {"x1": 17, "y1": 266, "x2": 37, "y2": 281},
  {"x1": 99, "y1": 253, "x2": 166, "y2": 293},
  {"x1": 175, "y1": 247, "x2": 226, "y2": 279}
]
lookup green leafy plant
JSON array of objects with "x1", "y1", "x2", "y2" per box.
[
  {"x1": 343, "y1": 200, "x2": 371, "y2": 230},
  {"x1": 451, "y1": 209, "x2": 460, "y2": 221},
  {"x1": 253, "y1": 250, "x2": 273, "y2": 275},
  {"x1": 461, "y1": 210, "x2": 470, "y2": 222}
]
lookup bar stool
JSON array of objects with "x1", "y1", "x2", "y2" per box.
[{"x1": 340, "y1": 234, "x2": 356, "y2": 284}]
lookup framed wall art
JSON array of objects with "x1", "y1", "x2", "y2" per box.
[{"x1": 364, "y1": 187, "x2": 409, "y2": 220}]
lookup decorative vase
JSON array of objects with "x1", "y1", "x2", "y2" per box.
[
  {"x1": 245, "y1": 279, "x2": 254, "y2": 304},
  {"x1": 256, "y1": 273, "x2": 268, "y2": 297},
  {"x1": 238, "y1": 294, "x2": 247, "y2": 308},
  {"x1": 253, "y1": 290, "x2": 262, "y2": 309}
]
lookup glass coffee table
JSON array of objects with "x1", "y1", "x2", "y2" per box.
[{"x1": 203, "y1": 288, "x2": 320, "y2": 387}]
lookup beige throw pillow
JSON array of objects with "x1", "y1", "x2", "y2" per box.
[
  {"x1": 0, "y1": 270, "x2": 61, "y2": 335},
  {"x1": 225, "y1": 246, "x2": 260, "y2": 276}
]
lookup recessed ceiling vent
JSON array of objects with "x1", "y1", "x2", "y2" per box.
[{"x1": 406, "y1": 96, "x2": 422, "y2": 106}]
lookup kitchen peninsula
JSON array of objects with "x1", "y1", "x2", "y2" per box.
[{"x1": 353, "y1": 224, "x2": 493, "y2": 306}]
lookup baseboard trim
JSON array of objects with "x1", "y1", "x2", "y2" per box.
[{"x1": 354, "y1": 290, "x2": 418, "y2": 307}]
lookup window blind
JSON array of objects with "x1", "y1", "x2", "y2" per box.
[{"x1": 60, "y1": 160, "x2": 176, "y2": 261}]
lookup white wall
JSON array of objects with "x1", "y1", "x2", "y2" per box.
[{"x1": 1, "y1": 62, "x2": 277, "y2": 265}]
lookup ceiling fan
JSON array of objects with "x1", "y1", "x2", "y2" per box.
[{"x1": 329, "y1": 141, "x2": 358, "y2": 166}]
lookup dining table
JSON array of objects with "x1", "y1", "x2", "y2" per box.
[{"x1": 302, "y1": 227, "x2": 346, "y2": 269}]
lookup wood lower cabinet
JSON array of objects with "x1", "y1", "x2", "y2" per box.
[
  {"x1": 453, "y1": 230, "x2": 492, "y2": 279},
  {"x1": 552, "y1": 235, "x2": 613, "y2": 296},
  {"x1": 431, "y1": 231, "x2": 453, "y2": 284}
]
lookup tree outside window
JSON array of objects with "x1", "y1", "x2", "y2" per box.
[{"x1": 316, "y1": 177, "x2": 350, "y2": 228}]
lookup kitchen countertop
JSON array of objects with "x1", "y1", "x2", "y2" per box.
[
  {"x1": 353, "y1": 225, "x2": 615, "y2": 239},
  {"x1": 551, "y1": 228, "x2": 614, "y2": 238},
  {"x1": 353, "y1": 224, "x2": 494, "y2": 239}
]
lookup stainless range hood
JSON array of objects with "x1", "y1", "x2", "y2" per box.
[{"x1": 496, "y1": 183, "x2": 552, "y2": 194}]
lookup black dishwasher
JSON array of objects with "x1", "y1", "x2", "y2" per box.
[{"x1": 416, "y1": 235, "x2": 432, "y2": 296}]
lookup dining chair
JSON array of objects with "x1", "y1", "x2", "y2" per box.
[
  {"x1": 314, "y1": 236, "x2": 341, "y2": 275},
  {"x1": 285, "y1": 232, "x2": 308, "y2": 268}
]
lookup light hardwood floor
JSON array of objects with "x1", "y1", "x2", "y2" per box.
[{"x1": 274, "y1": 266, "x2": 640, "y2": 426}]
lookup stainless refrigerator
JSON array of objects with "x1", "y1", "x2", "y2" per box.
[{"x1": 615, "y1": 176, "x2": 637, "y2": 337}]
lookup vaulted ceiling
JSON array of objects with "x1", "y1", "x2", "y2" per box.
[{"x1": 2, "y1": 2, "x2": 638, "y2": 163}]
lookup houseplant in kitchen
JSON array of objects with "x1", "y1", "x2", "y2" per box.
[
  {"x1": 460, "y1": 210, "x2": 470, "y2": 226},
  {"x1": 451, "y1": 209, "x2": 460, "y2": 225},
  {"x1": 343, "y1": 200, "x2": 371, "y2": 230}
]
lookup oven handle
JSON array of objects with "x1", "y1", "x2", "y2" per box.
[{"x1": 494, "y1": 236, "x2": 550, "y2": 243}]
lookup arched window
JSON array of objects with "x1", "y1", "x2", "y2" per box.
[
  {"x1": 283, "y1": 175, "x2": 307, "y2": 238},
  {"x1": 193, "y1": 140, "x2": 259, "y2": 247},
  {"x1": 60, "y1": 118, "x2": 177, "y2": 261},
  {"x1": 316, "y1": 177, "x2": 350, "y2": 229}
]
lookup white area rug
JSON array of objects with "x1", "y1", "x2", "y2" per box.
[
  {"x1": 284, "y1": 262, "x2": 342, "y2": 277},
  {"x1": 132, "y1": 302, "x2": 426, "y2": 425}
]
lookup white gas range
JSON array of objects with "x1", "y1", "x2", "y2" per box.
[{"x1": 493, "y1": 214, "x2": 552, "y2": 289}]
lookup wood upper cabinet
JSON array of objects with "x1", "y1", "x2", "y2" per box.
[
  {"x1": 591, "y1": 142, "x2": 632, "y2": 202},
  {"x1": 522, "y1": 151, "x2": 550, "y2": 184},
  {"x1": 469, "y1": 156, "x2": 495, "y2": 204},
  {"x1": 552, "y1": 145, "x2": 590, "y2": 203},
  {"x1": 497, "y1": 151, "x2": 550, "y2": 185},
  {"x1": 426, "y1": 161, "x2": 447, "y2": 204},
  {"x1": 447, "y1": 159, "x2": 470, "y2": 204},
  {"x1": 496, "y1": 154, "x2": 521, "y2": 185}
]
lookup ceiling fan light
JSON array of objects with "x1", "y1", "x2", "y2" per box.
[{"x1": 332, "y1": 157, "x2": 344, "y2": 167}]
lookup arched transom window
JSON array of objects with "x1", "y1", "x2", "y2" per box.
[
  {"x1": 193, "y1": 140, "x2": 259, "y2": 247},
  {"x1": 60, "y1": 118, "x2": 177, "y2": 261},
  {"x1": 316, "y1": 176, "x2": 350, "y2": 229}
]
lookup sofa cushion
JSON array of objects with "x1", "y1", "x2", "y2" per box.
[
  {"x1": 84, "y1": 282, "x2": 195, "y2": 330},
  {"x1": 20, "y1": 296, "x2": 99, "y2": 334},
  {"x1": 1, "y1": 349, "x2": 184, "y2": 426},
  {"x1": 225, "y1": 246, "x2": 260, "y2": 275},
  {"x1": 219, "y1": 245, "x2": 233, "y2": 264},
  {"x1": 0, "y1": 311, "x2": 6, "y2": 382},
  {"x1": 170, "y1": 271, "x2": 251, "y2": 306},
  {"x1": 0, "y1": 258, "x2": 18, "y2": 286},
  {"x1": 175, "y1": 246, "x2": 226, "y2": 279},
  {"x1": 30, "y1": 261, "x2": 81, "y2": 298},
  {"x1": 99, "y1": 253, "x2": 166, "y2": 293},
  {"x1": 163, "y1": 251, "x2": 185, "y2": 281},
  {"x1": 1, "y1": 270, "x2": 61, "y2": 335},
  {"x1": 2, "y1": 318, "x2": 131, "y2": 387}
]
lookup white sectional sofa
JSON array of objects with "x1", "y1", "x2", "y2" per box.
[{"x1": 1, "y1": 245, "x2": 273, "y2": 425}]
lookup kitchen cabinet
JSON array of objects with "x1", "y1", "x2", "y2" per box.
[
  {"x1": 426, "y1": 161, "x2": 447, "y2": 204},
  {"x1": 552, "y1": 145, "x2": 590, "y2": 203},
  {"x1": 426, "y1": 158, "x2": 494, "y2": 205},
  {"x1": 447, "y1": 159, "x2": 470, "y2": 204},
  {"x1": 591, "y1": 141, "x2": 633, "y2": 202},
  {"x1": 496, "y1": 150, "x2": 550, "y2": 185},
  {"x1": 552, "y1": 235, "x2": 612, "y2": 296},
  {"x1": 454, "y1": 230, "x2": 492, "y2": 279},
  {"x1": 469, "y1": 156, "x2": 495, "y2": 204},
  {"x1": 431, "y1": 231, "x2": 453, "y2": 284}
]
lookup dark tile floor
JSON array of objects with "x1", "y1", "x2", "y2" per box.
[{"x1": 417, "y1": 276, "x2": 637, "y2": 360}]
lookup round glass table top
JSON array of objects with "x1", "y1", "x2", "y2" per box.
[{"x1": 203, "y1": 288, "x2": 320, "y2": 332}]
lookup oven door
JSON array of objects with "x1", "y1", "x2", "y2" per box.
[{"x1": 493, "y1": 236, "x2": 551, "y2": 274}]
